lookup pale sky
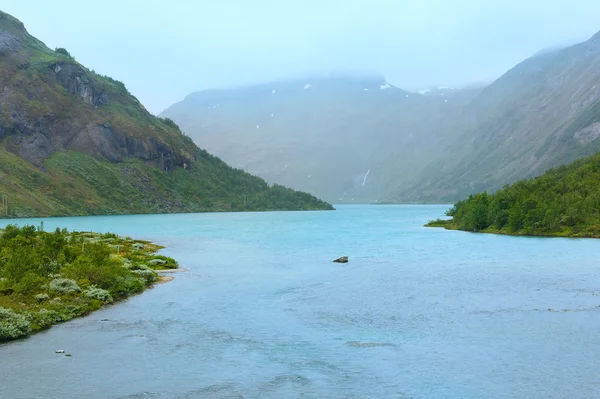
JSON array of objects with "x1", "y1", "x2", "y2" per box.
[{"x1": 3, "y1": 0, "x2": 600, "y2": 113}]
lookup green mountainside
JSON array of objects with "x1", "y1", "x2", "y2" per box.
[
  {"x1": 407, "y1": 31, "x2": 600, "y2": 202},
  {"x1": 426, "y1": 152, "x2": 600, "y2": 238},
  {"x1": 163, "y1": 31, "x2": 600, "y2": 204},
  {"x1": 0, "y1": 11, "x2": 333, "y2": 217}
]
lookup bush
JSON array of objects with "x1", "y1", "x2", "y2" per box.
[
  {"x1": 35, "y1": 293, "x2": 50, "y2": 302},
  {"x1": 14, "y1": 273, "x2": 47, "y2": 296},
  {"x1": 148, "y1": 255, "x2": 178, "y2": 269},
  {"x1": 54, "y1": 47, "x2": 72, "y2": 57},
  {"x1": 84, "y1": 286, "x2": 113, "y2": 303},
  {"x1": 128, "y1": 263, "x2": 151, "y2": 271},
  {"x1": 110, "y1": 276, "x2": 145, "y2": 297},
  {"x1": 49, "y1": 278, "x2": 81, "y2": 294},
  {"x1": 0, "y1": 307, "x2": 31, "y2": 340},
  {"x1": 159, "y1": 117, "x2": 182, "y2": 132},
  {"x1": 26, "y1": 309, "x2": 63, "y2": 329},
  {"x1": 132, "y1": 269, "x2": 158, "y2": 284}
]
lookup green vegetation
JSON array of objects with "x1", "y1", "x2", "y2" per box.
[
  {"x1": 0, "y1": 224, "x2": 177, "y2": 341},
  {"x1": 426, "y1": 152, "x2": 600, "y2": 237},
  {"x1": 0, "y1": 148, "x2": 333, "y2": 217},
  {"x1": 54, "y1": 47, "x2": 71, "y2": 57},
  {"x1": 0, "y1": 10, "x2": 333, "y2": 217}
]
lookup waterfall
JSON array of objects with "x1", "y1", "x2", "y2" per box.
[{"x1": 362, "y1": 169, "x2": 371, "y2": 187}]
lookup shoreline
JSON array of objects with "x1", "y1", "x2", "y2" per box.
[
  {"x1": 155, "y1": 268, "x2": 188, "y2": 284},
  {"x1": 425, "y1": 221, "x2": 600, "y2": 239},
  {"x1": 0, "y1": 227, "x2": 181, "y2": 342}
]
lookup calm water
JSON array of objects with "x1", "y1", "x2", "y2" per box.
[{"x1": 1, "y1": 205, "x2": 599, "y2": 399}]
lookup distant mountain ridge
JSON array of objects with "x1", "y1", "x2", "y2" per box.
[
  {"x1": 163, "y1": 73, "x2": 480, "y2": 202},
  {"x1": 0, "y1": 10, "x2": 333, "y2": 216},
  {"x1": 163, "y1": 29, "x2": 600, "y2": 203}
]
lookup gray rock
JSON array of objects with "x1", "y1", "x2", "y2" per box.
[{"x1": 333, "y1": 256, "x2": 348, "y2": 263}]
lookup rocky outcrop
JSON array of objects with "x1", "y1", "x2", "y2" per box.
[
  {"x1": 573, "y1": 122, "x2": 600, "y2": 144},
  {"x1": 50, "y1": 63, "x2": 108, "y2": 107},
  {"x1": 0, "y1": 30, "x2": 20, "y2": 53},
  {"x1": 333, "y1": 256, "x2": 348, "y2": 263}
]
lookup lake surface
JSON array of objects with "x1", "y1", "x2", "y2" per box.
[{"x1": 1, "y1": 205, "x2": 599, "y2": 398}]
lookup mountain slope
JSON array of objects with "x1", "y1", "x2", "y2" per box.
[
  {"x1": 398, "y1": 30, "x2": 600, "y2": 202},
  {"x1": 0, "y1": 11, "x2": 332, "y2": 217},
  {"x1": 163, "y1": 31, "x2": 600, "y2": 204},
  {"x1": 162, "y1": 74, "x2": 480, "y2": 202},
  {"x1": 427, "y1": 151, "x2": 600, "y2": 238}
]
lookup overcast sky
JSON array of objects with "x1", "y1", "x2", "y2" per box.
[{"x1": 3, "y1": 0, "x2": 600, "y2": 113}]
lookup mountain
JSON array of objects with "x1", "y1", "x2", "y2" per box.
[
  {"x1": 0, "y1": 11, "x2": 332, "y2": 217},
  {"x1": 426, "y1": 151, "x2": 600, "y2": 238},
  {"x1": 163, "y1": 31, "x2": 600, "y2": 204},
  {"x1": 162, "y1": 74, "x2": 481, "y2": 203},
  {"x1": 407, "y1": 30, "x2": 600, "y2": 202}
]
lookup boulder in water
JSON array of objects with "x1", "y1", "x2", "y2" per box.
[{"x1": 333, "y1": 256, "x2": 348, "y2": 263}]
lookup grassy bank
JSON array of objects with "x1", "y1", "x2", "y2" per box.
[{"x1": 0, "y1": 224, "x2": 178, "y2": 341}]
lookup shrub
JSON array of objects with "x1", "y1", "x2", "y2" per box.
[
  {"x1": 148, "y1": 255, "x2": 178, "y2": 269},
  {"x1": 26, "y1": 309, "x2": 63, "y2": 329},
  {"x1": 159, "y1": 117, "x2": 182, "y2": 132},
  {"x1": 128, "y1": 263, "x2": 151, "y2": 271},
  {"x1": 110, "y1": 276, "x2": 144, "y2": 297},
  {"x1": 49, "y1": 278, "x2": 81, "y2": 294},
  {"x1": 35, "y1": 293, "x2": 50, "y2": 302},
  {"x1": 132, "y1": 269, "x2": 158, "y2": 284},
  {"x1": 14, "y1": 273, "x2": 47, "y2": 296},
  {"x1": 54, "y1": 47, "x2": 72, "y2": 57},
  {"x1": 0, "y1": 307, "x2": 31, "y2": 340},
  {"x1": 84, "y1": 286, "x2": 113, "y2": 303}
]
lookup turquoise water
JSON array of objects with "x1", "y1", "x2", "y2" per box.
[{"x1": 1, "y1": 205, "x2": 600, "y2": 398}]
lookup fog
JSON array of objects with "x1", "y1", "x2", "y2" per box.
[{"x1": 4, "y1": 0, "x2": 600, "y2": 113}]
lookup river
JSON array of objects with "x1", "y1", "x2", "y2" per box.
[{"x1": 1, "y1": 205, "x2": 599, "y2": 398}]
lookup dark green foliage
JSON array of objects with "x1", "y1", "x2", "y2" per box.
[
  {"x1": 159, "y1": 117, "x2": 182, "y2": 132},
  {"x1": 427, "y1": 152, "x2": 600, "y2": 237},
  {"x1": 0, "y1": 225, "x2": 175, "y2": 341},
  {"x1": 54, "y1": 47, "x2": 71, "y2": 57}
]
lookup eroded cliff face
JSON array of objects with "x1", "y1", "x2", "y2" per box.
[
  {"x1": 50, "y1": 62, "x2": 108, "y2": 107},
  {"x1": 0, "y1": 11, "x2": 192, "y2": 171}
]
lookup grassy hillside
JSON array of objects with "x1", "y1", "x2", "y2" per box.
[
  {"x1": 0, "y1": 10, "x2": 333, "y2": 216},
  {"x1": 426, "y1": 151, "x2": 600, "y2": 238}
]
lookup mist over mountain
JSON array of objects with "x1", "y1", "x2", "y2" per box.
[
  {"x1": 162, "y1": 31, "x2": 600, "y2": 203},
  {"x1": 162, "y1": 73, "x2": 479, "y2": 202}
]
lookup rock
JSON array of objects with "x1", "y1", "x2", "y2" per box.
[
  {"x1": 132, "y1": 243, "x2": 144, "y2": 250},
  {"x1": 149, "y1": 258, "x2": 166, "y2": 265},
  {"x1": 55, "y1": 350, "x2": 65, "y2": 354},
  {"x1": 333, "y1": 256, "x2": 348, "y2": 263}
]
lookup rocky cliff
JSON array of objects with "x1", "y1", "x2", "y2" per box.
[{"x1": 0, "y1": 10, "x2": 333, "y2": 216}]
